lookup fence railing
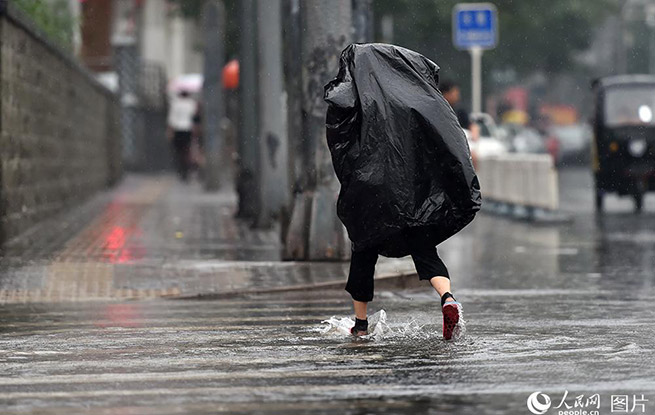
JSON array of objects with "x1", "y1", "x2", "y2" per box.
[{"x1": 476, "y1": 154, "x2": 559, "y2": 211}]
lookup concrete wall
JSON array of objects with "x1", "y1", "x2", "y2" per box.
[{"x1": 0, "y1": 4, "x2": 122, "y2": 246}]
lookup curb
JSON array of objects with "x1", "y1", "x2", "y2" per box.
[
  {"x1": 171, "y1": 270, "x2": 422, "y2": 301},
  {"x1": 481, "y1": 202, "x2": 574, "y2": 224}
]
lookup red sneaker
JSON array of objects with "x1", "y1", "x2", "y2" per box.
[{"x1": 442, "y1": 301, "x2": 462, "y2": 340}]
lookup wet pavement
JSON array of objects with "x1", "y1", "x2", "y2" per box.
[
  {"x1": 1, "y1": 167, "x2": 655, "y2": 414},
  {"x1": 0, "y1": 176, "x2": 415, "y2": 303},
  {"x1": 1, "y1": 288, "x2": 654, "y2": 414}
]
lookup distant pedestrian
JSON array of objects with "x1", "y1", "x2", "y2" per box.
[
  {"x1": 441, "y1": 80, "x2": 480, "y2": 166},
  {"x1": 440, "y1": 80, "x2": 471, "y2": 130},
  {"x1": 324, "y1": 44, "x2": 481, "y2": 340},
  {"x1": 167, "y1": 90, "x2": 197, "y2": 181}
]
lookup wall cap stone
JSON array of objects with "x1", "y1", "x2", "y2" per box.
[{"x1": 1, "y1": 1, "x2": 117, "y2": 99}]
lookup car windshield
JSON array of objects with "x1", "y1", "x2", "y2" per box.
[{"x1": 604, "y1": 85, "x2": 655, "y2": 127}]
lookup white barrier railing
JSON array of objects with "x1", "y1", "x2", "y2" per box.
[{"x1": 476, "y1": 154, "x2": 559, "y2": 211}]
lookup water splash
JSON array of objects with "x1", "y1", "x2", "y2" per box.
[
  {"x1": 317, "y1": 309, "x2": 466, "y2": 341},
  {"x1": 312, "y1": 307, "x2": 466, "y2": 341},
  {"x1": 318, "y1": 310, "x2": 389, "y2": 339},
  {"x1": 451, "y1": 303, "x2": 467, "y2": 340}
]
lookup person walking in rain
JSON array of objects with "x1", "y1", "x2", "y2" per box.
[
  {"x1": 324, "y1": 44, "x2": 481, "y2": 340},
  {"x1": 167, "y1": 90, "x2": 198, "y2": 181}
]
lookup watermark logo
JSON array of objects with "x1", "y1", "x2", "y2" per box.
[
  {"x1": 526, "y1": 391, "x2": 649, "y2": 414},
  {"x1": 528, "y1": 391, "x2": 552, "y2": 415}
]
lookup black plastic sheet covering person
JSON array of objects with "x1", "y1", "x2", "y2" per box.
[{"x1": 324, "y1": 43, "x2": 482, "y2": 257}]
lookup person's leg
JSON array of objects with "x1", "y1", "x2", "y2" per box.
[
  {"x1": 179, "y1": 132, "x2": 192, "y2": 180},
  {"x1": 405, "y1": 228, "x2": 453, "y2": 297},
  {"x1": 345, "y1": 248, "x2": 378, "y2": 335},
  {"x1": 430, "y1": 276, "x2": 455, "y2": 303},
  {"x1": 172, "y1": 132, "x2": 187, "y2": 180},
  {"x1": 353, "y1": 299, "x2": 368, "y2": 320},
  {"x1": 407, "y1": 229, "x2": 462, "y2": 340},
  {"x1": 411, "y1": 247, "x2": 453, "y2": 300}
]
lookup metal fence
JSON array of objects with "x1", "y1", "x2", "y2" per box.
[{"x1": 115, "y1": 45, "x2": 170, "y2": 172}]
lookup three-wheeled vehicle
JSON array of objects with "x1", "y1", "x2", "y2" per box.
[{"x1": 591, "y1": 75, "x2": 655, "y2": 212}]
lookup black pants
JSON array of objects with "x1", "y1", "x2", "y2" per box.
[
  {"x1": 345, "y1": 228, "x2": 450, "y2": 302},
  {"x1": 172, "y1": 131, "x2": 192, "y2": 180}
]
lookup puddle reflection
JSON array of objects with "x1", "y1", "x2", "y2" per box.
[{"x1": 94, "y1": 303, "x2": 144, "y2": 328}]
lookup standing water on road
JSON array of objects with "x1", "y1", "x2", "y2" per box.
[{"x1": 3, "y1": 287, "x2": 654, "y2": 414}]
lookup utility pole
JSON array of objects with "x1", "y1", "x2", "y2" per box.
[
  {"x1": 284, "y1": 0, "x2": 352, "y2": 260},
  {"x1": 470, "y1": 46, "x2": 482, "y2": 113},
  {"x1": 282, "y1": 0, "x2": 303, "y2": 213},
  {"x1": 452, "y1": 4, "x2": 497, "y2": 115},
  {"x1": 202, "y1": 0, "x2": 225, "y2": 191},
  {"x1": 112, "y1": 0, "x2": 141, "y2": 170},
  {"x1": 236, "y1": 0, "x2": 259, "y2": 218},
  {"x1": 647, "y1": 4, "x2": 655, "y2": 74},
  {"x1": 255, "y1": 0, "x2": 289, "y2": 227},
  {"x1": 281, "y1": 0, "x2": 303, "y2": 242}
]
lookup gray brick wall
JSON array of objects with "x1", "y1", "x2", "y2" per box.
[{"x1": 0, "y1": 6, "x2": 122, "y2": 246}]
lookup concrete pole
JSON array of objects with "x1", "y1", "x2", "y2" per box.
[
  {"x1": 283, "y1": 0, "x2": 302, "y2": 200},
  {"x1": 255, "y1": 0, "x2": 289, "y2": 227},
  {"x1": 647, "y1": 5, "x2": 655, "y2": 74},
  {"x1": 112, "y1": 0, "x2": 141, "y2": 170},
  {"x1": 236, "y1": 0, "x2": 259, "y2": 219},
  {"x1": 67, "y1": 0, "x2": 82, "y2": 55},
  {"x1": 284, "y1": 0, "x2": 352, "y2": 260},
  {"x1": 352, "y1": 0, "x2": 374, "y2": 43},
  {"x1": 470, "y1": 46, "x2": 482, "y2": 114},
  {"x1": 618, "y1": 2, "x2": 629, "y2": 75},
  {"x1": 380, "y1": 14, "x2": 394, "y2": 43},
  {"x1": 202, "y1": 0, "x2": 225, "y2": 191}
]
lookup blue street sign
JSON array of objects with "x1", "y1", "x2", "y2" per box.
[{"x1": 453, "y1": 3, "x2": 498, "y2": 50}]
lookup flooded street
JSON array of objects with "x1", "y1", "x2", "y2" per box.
[
  {"x1": 1, "y1": 289, "x2": 654, "y2": 414},
  {"x1": 5, "y1": 0, "x2": 655, "y2": 412},
  {"x1": 1, "y1": 167, "x2": 655, "y2": 414}
]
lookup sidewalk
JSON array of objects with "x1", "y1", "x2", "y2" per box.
[{"x1": 0, "y1": 175, "x2": 416, "y2": 304}]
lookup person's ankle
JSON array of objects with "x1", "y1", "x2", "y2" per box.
[
  {"x1": 352, "y1": 317, "x2": 369, "y2": 336},
  {"x1": 440, "y1": 291, "x2": 457, "y2": 307}
]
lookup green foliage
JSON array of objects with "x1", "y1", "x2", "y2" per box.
[
  {"x1": 12, "y1": 0, "x2": 76, "y2": 50},
  {"x1": 488, "y1": 0, "x2": 617, "y2": 73},
  {"x1": 374, "y1": 0, "x2": 618, "y2": 94}
]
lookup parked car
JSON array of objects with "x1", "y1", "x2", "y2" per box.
[
  {"x1": 513, "y1": 127, "x2": 547, "y2": 155},
  {"x1": 498, "y1": 123, "x2": 547, "y2": 154},
  {"x1": 467, "y1": 113, "x2": 508, "y2": 158},
  {"x1": 547, "y1": 123, "x2": 592, "y2": 165}
]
